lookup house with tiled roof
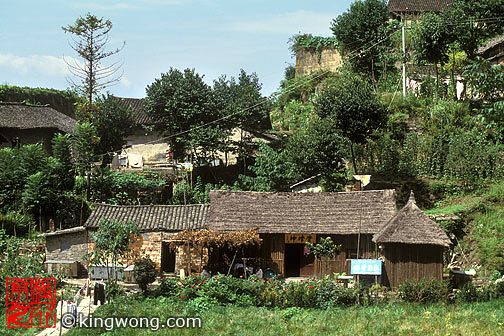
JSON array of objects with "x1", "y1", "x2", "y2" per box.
[
  {"x1": 0, "y1": 102, "x2": 76, "y2": 153},
  {"x1": 388, "y1": 0, "x2": 454, "y2": 21},
  {"x1": 41, "y1": 203, "x2": 209, "y2": 277}
]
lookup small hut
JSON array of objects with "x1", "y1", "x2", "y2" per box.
[{"x1": 373, "y1": 191, "x2": 451, "y2": 288}]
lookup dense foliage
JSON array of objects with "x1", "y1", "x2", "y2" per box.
[{"x1": 0, "y1": 85, "x2": 77, "y2": 117}]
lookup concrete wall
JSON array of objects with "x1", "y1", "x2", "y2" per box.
[{"x1": 295, "y1": 48, "x2": 342, "y2": 77}]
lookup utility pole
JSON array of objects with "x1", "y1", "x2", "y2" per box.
[{"x1": 402, "y1": 25, "x2": 407, "y2": 97}]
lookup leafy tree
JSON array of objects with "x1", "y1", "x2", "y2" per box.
[
  {"x1": 306, "y1": 237, "x2": 341, "y2": 278},
  {"x1": 213, "y1": 69, "x2": 272, "y2": 131},
  {"x1": 82, "y1": 168, "x2": 167, "y2": 205},
  {"x1": 93, "y1": 94, "x2": 135, "y2": 164},
  {"x1": 89, "y1": 218, "x2": 140, "y2": 282},
  {"x1": 240, "y1": 141, "x2": 293, "y2": 192},
  {"x1": 411, "y1": 13, "x2": 452, "y2": 98},
  {"x1": 144, "y1": 68, "x2": 221, "y2": 160},
  {"x1": 213, "y1": 70, "x2": 272, "y2": 169},
  {"x1": 134, "y1": 256, "x2": 158, "y2": 293},
  {"x1": 331, "y1": 0, "x2": 395, "y2": 81},
  {"x1": 313, "y1": 72, "x2": 385, "y2": 173},
  {"x1": 448, "y1": 0, "x2": 504, "y2": 59},
  {"x1": 62, "y1": 13, "x2": 125, "y2": 113},
  {"x1": 52, "y1": 133, "x2": 75, "y2": 191},
  {"x1": 0, "y1": 144, "x2": 46, "y2": 212},
  {"x1": 72, "y1": 121, "x2": 98, "y2": 199},
  {"x1": 283, "y1": 118, "x2": 349, "y2": 191}
]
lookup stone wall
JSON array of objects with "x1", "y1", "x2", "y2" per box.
[
  {"x1": 295, "y1": 48, "x2": 342, "y2": 77},
  {"x1": 45, "y1": 230, "x2": 89, "y2": 275}
]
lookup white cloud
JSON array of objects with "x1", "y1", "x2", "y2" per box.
[
  {"x1": 229, "y1": 10, "x2": 334, "y2": 36},
  {"x1": 0, "y1": 54, "x2": 78, "y2": 77}
]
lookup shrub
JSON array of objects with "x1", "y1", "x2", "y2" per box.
[
  {"x1": 134, "y1": 256, "x2": 158, "y2": 293},
  {"x1": 494, "y1": 281, "x2": 504, "y2": 298},
  {"x1": 398, "y1": 279, "x2": 449, "y2": 303},
  {"x1": 157, "y1": 277, "x2": 180, "y2": 297}
]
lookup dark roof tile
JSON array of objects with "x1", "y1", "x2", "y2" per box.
[
  {"x1": 388, "y1": 0, "x2": 453, "y2": 13},
  {"x1": 85, "y1": 203, "x2": 209, "y2": 232}
]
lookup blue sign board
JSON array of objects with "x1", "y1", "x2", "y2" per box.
[{"x1": 350, "y1": 259, "x2": 382, "y2": 275}]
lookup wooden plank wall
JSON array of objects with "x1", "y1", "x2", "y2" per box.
[
  {"x1": 320, "y1": 234, "x2": 377, "y2": 276},
  {"x1": 260, "y1": 234, "x2": 285, "y2": 274},
  {"x1": 382, "y1": 243, "x2": 443, "y2": 288}
]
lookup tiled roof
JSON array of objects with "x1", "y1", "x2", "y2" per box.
[
  {"x1": 388, "y1": 0, "x2": 453, "y2": 13},
  {"x1": 85, "y1": 203, "x2": 209, "y2": 232},
  {"x1": 0, "y1": 102, "x2": 76, "y2": 133},
  {"x1": 373, "y1": 192, "x2": 451, "y2": 247},
  {"x1": 207, "y1": 190, "x2": 398, "y2": 234},
  {"x1": 112, "y1": 97, "x2": 153, "y2": 125}
]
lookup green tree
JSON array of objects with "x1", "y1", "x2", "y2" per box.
[
  {"x1": 313, "y1": 72, "x2": 385, "y2": 173},
  {"x1": 448, "y1": 0, "x2": 504, "y2": 59},
  {"x1": 240, "y1": 141, "x2": 293, "y2": 192},
  {"x1": 89, "y1": 218, "x2": 139, "y2": 283},
  {"x1": 331, "y1": 0, "x2": 395, "y2": 81},
  {"x1": 52, "y1": 133, "x2": 75, "y2": 191},
  {"x1": 0, "y1": 144, "x2": 46, "y2": 212},
  {"x1": 133, "y1": 256, "x2": 158, "y2": 293},
  {"x1": 143, "y1": 68, "x2": 221, "y2": 160},
  {"x1": 93, "y1": 94, "x2": 135, "y2": 164},
  {"x1": 72, "y1": 121, "x2": 98, "y2": 202},
  {"x1": 283, "y1": 118, "x2": 349, "y2": 191},
  {"x1": 411, "y1": 13, "x2": 452, "y2": 98},
  {"x1": 62, "y1": 13, "x2": 125, "y2": 113},
  {"x1": 306, "y1": 237, "x2": 341, "y2": 278}
]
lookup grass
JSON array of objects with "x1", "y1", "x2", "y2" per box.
[{"x1": 63, "y1": 296, "x2": 504, "y2": 336}]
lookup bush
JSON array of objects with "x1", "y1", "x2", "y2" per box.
[
  {"x1": 134, "y1": 256, "x2": 158, "y2": 293},
  {"x1": 398, "y1": 279, "x2": 449, "y2": 303}
]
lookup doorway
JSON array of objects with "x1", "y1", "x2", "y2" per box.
[
  {"x1": 284, "y1": 243, "x2": 315, "y2": 277},
  {"x1": 161, "y1": 242, "x2": 176, "y2": 273}
]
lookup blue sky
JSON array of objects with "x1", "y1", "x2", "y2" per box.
[{"x1": 0, "y1": 1, "x2": 354, "y2": 98}]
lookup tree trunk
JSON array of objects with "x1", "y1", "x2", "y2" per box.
[{"x1": 350, "y1": 143, "x2": 358, "y2": 174}]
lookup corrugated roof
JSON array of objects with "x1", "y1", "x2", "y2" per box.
[
  {"x1": 207, "y1": 190, "x2": 398, "y2": 234},
  {"x1": 388, "y1": 0, "x2": 453, "y2": 13},
  {"x1": 112, "y1": 97, "x2": 153, "y2": 125},
  {"x1": 373, "y1": 192, "x2": 451, "y2": 247},
  {"x1": 0, "y1": 102, "x2": 76, "y2": 133},
  {"x1": 85, "y1": 203, "x2": 209, "y2": 232}
]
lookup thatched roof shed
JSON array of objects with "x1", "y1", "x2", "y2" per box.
[
  {"x1": 85, "y1": 203, "x2": 209, "y2": 232},
  {"x1": 207, "y1": 190, "x2": 398, "y2": 234},
  {"x1": 0, "y1": 102, "x2": 76, "y2": 133},
  {"x1": 373, "y1": 191, "x2": 451, "y2": 247}
]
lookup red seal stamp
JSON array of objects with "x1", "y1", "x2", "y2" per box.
[{"x1": 6, "y1": 278, "x2": 56, "y2": 328}]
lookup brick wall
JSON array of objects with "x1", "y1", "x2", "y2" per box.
[{"x1": 295, "y1": 48, "x2": 342, "y2": 77}]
